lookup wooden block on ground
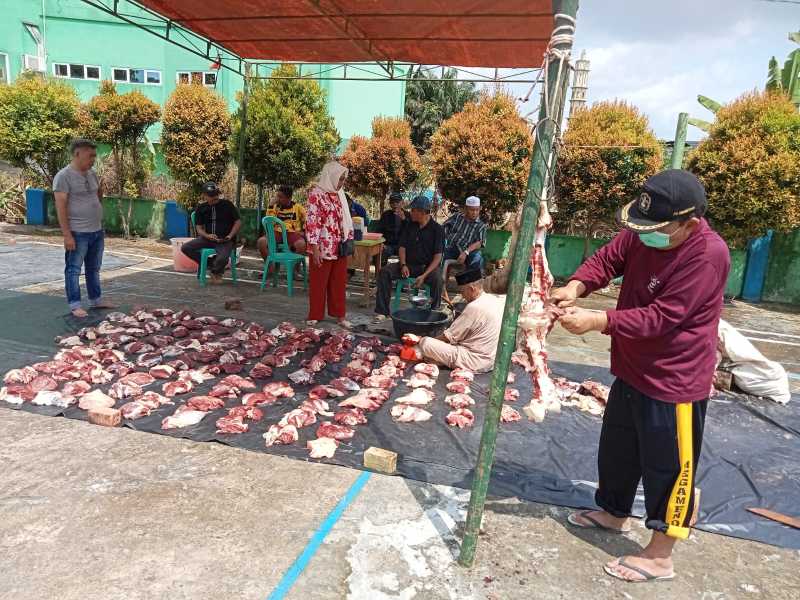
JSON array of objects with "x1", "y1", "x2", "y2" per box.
[
  {"x1": 364, "y1": 446, "x2": 397, "y2": 474},
  {"x1": 88, "y1": 406, "x2": 121, "y2": 427}
]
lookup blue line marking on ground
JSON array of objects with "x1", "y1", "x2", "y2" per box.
[{"x1": 266, "y1": 470, "x2": 372, "y2": 600}]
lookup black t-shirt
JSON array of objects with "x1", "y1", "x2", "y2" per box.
[
  {"x1": 377, "y1": 209, "x2": 410, "y2": 245},
  {"x1": 399, "y1": 219, "x2": 445, "y2": 268},
  {"x1": 195, "y1": 199, "x2": 240, "y2": 239}
]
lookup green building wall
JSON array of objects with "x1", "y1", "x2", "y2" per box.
[{"x1": 1, "y1": 0, "x2": 405, "y2": 145}]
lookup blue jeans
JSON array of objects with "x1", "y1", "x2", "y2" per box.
[
  {"x1": 65, "y1": 230, "x2": 104, "y2": 309},
  {"x1": 444, "y1": 246, "x2": 484, "y2": 272}
]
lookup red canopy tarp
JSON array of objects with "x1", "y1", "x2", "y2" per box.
[{"x1": 135, "y1": 0, "x2": 555, "y2": 68}]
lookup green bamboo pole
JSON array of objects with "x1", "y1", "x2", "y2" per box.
[
  {"x1": 458, "y1": 0, "x2": 579, "y2": 568},
  {"x1": 234, "y1": 62, "x2": 251, "y2": 209},
  {"x1": 670, "y1": 112, "x2": 688, "y2": 169}
]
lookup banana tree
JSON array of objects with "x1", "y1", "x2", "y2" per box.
[{"x1": 767, "y1": 31, "x2": 800, "y2": 106}]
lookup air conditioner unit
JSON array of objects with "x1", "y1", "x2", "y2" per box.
[{"x1": 23, "y1": 54, "x2": 45, "y2": 72}]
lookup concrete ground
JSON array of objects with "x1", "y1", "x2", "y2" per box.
[{"x1": 1, "y1": 227, "x2": 799, "y2": 600}]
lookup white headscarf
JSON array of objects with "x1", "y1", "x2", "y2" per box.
[{"x1": 315, "y1": 160, "x2": 353, "y2": 240}]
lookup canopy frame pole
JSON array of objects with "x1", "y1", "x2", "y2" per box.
[
  {"x1": 670, "y1": 112, "x2": 689, "y2": 169},
  {"x1": 234, "y1": 62, "x2": 251, "y2": 209},
  {"x1": 457, "y1": 0, "x2": 578, "y2": 569}
]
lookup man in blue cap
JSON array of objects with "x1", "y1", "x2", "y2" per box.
[{"x1": 373, "y1": 195, "x2": 444, "y2": 322}]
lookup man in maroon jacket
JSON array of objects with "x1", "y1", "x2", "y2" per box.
[{"x1": 551, "y1": 170, "x2": 730, "y2": 583}]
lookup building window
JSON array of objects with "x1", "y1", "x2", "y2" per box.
[
  {"x1": 177, "y1": 70, "x2": 218, "y2": 87},
  {"x1": 53, "y1": 63, "x2": 101, "y2": 80},
  {"x1": 0, "y1": 53, "x2": 8, "y2": 84},
  {"x1": 111, "y1": 67, "x2": 162, "y2": 85}
]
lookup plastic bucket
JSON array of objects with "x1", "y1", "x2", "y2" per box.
[{"x1": 170, "y1": 237, "x2": 198, "y2": 272}]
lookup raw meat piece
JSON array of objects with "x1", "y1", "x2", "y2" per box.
[
  {"x1": 414, "y1": 363, "x2": 440, "y2": 378},
  {"x1": 385, "y1": 343, "x2": 404, "y2": 355},
  {"x1": 161, "y1": 406, "x2": 207, "y2": 429},
  {"x1": 446, "y1": 381, "x2": 471, "y2": 394},
  {"x1": 341, "y1": 367, "x2": 370, "y2": 382},
  {"x1": 262, "y1": 382, "x2": 294, "y2": 398},
  {"x1": 563, "y1": 393, "x2": 604, "y2": 416},
  {"x1": 307, "y1": 437, "x2": 338, "y2": 458},
  {"x1": 1, "y1": 385, "x2": 30, "y2": 404},
  {"x1": 134, "y1": 309, "x2": 156, "y2": 321},
  {"x1": 139, "y1": 390, "x2": 172, "y2": 406},
  {"x1": 172, "y1": 325, "x2": 189, "y2": 338},
  {"x1": 142, "y1": 321, "x2": 162, "y2": 335},
  {"x1": 501, "y1": 405, "x2": 522, "y2": 423},
  {"x1": 263, "y1": 423, "x2": 299, "y2": 446},
  {"x1": 79, "y1": 389, "x2": 115, "y2": 410},
  {"x1": 317, "y1": 422, "x2": 355, "y2": 440},
  {"x1": 149, "y1": 335, "x2": 175, "y2": 348},
  {"x1": 182, "y1": 319, "x2": 202, "y2": 331},
  {"x1": 124, "y1": 327, "x2": 146, "y2": 338},
  {"x1": 373, "y1": 364, "x2": 401, "y2": 378},
  {"x1": 300, "y1": 399, "x2": 333, "y2": 416},
  {"x1": 231, "y1": 330, "x2": 250, "y2": 343},
  {"x1": 175, "y1": 338, "x2": 203, "y2": 351},
  {"x1": 96, "y1": 349, "x2": 126, "y2": 365},
  {"x1": 339, "y1": 388, "x2": 390, "y2": 411},
  {"x1": 57, "y1": 336, "x2": 82, "y2": 347},
  {"x1": 405, "y1": 373, "x2": 434, "y2": 389},
  {"x1": 32, "y1": 361, "x2": 61, "y2": 374},
  {"x1": 97, "y1": 321, "x2": 124, "y2": 334},
  {"x1": 221, "y1": 363, "x2": 244, "y2": 374},
  {"x1": 220, "y1": 350, "x2": 245, "y2": 365},
  {"x1": 180, "y1": 369, "x2": 215, "y2": 384},
  {"x1": 279, "y1": 407, "x2": 317, "y2": 428},
  {"x1": 149, "y1": 364, "x2": 176, "y2": 380},
  {"x1": 4, "y1": 366, "x2": 38, "y2": 385},
  {"x1": 215, "y1": 415, "x2": 248, "y2": 434},
  {"x1": 32, "y1": 390, "x2": 74, "y2": 407},
  {"x1": 187, "y1": 395, "x2": 226, "y2": 411},
  {"x1": 330, "y1": 377, "x2": 360, "y2": 393},
  {"x1": 167, "y1": 359, "x2": 191, "y2": 371},
  {"x1": 249, "y1": 363, "x2": 274, "y2": 379},
  {"x1": 512, "y1": 202, "x2": 563, "y2": 421},
  {"x1": 77, "y1": 326, "x2": 98, "y2": 340},
  {"x1": 242, "y1": 392, "x2": 278, "y2": 406},
  {"x1": 192, "y1": 350, "x2": 220, "y2": 364},
  {"x1": 220, "y1": 317, "x2": 245, "y2": 328},
  {"x1": 363, "y1": 374, "x2": 395, "y2": 389},
  {"x1": 347, "y1": 358, "x2": 372, "y2": 371},
  {"x1": 401, "y1": 333, "x2": 421, "y2": 344},
  {"x1": 120, "y1": 401, "x2": 151, "y2": 419},
  {"x1": 109, "y1": 381, "x2": 142, "y2": 400},
  {"x1": 305, "y1": 356, "x2": 327, "y2": 373},
  {"x1": 62, "y1": 380, "x2": 92, "y2": 397},
  {"x1": 445, "y1": 393, "x2": 475, "y2": 409},
  {"x1": 210, "y1": 383, "x2": 240, "y2": 399},
  {"x1": 507, "y1": 372, "x2": 516, "y2": 384},
  {"x1": 162, "y1": 379, "x2": 193, "y2": 397},
  {"x1": 136, "y1": 352, "x2": 164, "y2": 369},
  {"x1": 172, "y1": 309, "x2": 195, "y2": 321},
  {"x1": 579, "y1": 381, "x2": 610, "y2": 404},
  {"x1": 553, "y1": 377, "x2": 581, "y2": 400},
  {"x1": 221, "y1": 375, "x2": 256, "y2": 390},
  {"x1": 124, "y1": 341, "x2": 155, "y2": 354},
  {"x1": 391, "y1": 405, "x2": 432, "y2": 422},
  {"x1": 395, "y1": 388, "x2": 434, "y2": 406},
  {"x1": 446, "y1": 408, "x2": 475, "y2": 428},
  {"x1": 504, "y1": 388, "x2": 520, "y2": 403},
  {"x1": 120, "y1": 372, "x2": 156, "y2": 387},
  {"x1": 196, "y1": 315, "x2": 219, "y2": 325},
  {"x1": 30, "y1": 375, "x2": 58, "y2": 392},
  {"x1": 288, "y1": 368, "x2": 314, "y2": 385},
  {"x1": 383, "y1": 355, "x2": 407, "y2": 369},
  {"x1": 309, "y1": 385, "x2": 345, "y2": 400},
  {"x1": 334, "y1": 408, "x2": 368, "y2": 426},
  {"x1": 84, "y1": 363, "x2": 113, "y2": 385},
  {"x1": 450, "y1": 369, "x2": 475, "y2": 383},
  {"x1": 227, "y1": 405, "x2": 263, "y2": 421},
  {"x1": 151, "y1": 308, "x2": 174, "y2": 317}
]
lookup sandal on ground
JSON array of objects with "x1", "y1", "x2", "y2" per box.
[
  {"x1": 70, "y1": 308, "x2": 89, "y2": 318},
  {"x1": 337, "y1": 319, "x2": 353, "y2": 329},
  {"x1": 603, "y1": 557, "x2": 675, "y2": 583},
  {"x1": 567, "y1": 510, "x2": 630, "y2": 533},
  {"x1": 373, "y1": 314, "x2": 388, "y2": 324},
  {"x1": 306, "y1": 320, "x2": 319, "y2": 326},
  {"x1": 90, "y1": 302, "x2": 116, "y2": 310}
]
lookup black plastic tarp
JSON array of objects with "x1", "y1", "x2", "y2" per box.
[{"x1": 1, "y1": 301, "x2": 799, "y2": 550}]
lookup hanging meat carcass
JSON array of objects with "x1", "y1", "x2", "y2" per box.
[{"x1": 512, "y1": 203, "x2": 563, "y2": 422}]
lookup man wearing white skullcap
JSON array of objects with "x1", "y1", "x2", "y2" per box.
[{"x1": 443, "y1": 195, "x2": 488, "y2": 273}]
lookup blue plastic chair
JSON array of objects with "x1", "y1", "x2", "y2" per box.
[
  {"x1": 260, "y1": 216, "x2": 307, "y2": 296},
  {"x1": 190, "y1": 211, "x2": 238, "y2": 286},
  {"x1": 392, "y1": 278, "x2": 432, "y2": 313}
]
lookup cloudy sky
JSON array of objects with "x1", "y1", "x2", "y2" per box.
[{"x1": 509, "y1": 0, "x2": 799, "y2": 139}]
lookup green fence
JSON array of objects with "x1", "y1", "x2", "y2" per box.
[
  {"x1": 46, "y1": 194, "x2": 166, "y2": 238},
  {"x1": 545, "y1": 233, "x2": 746, "y2": 298},
  {"x1": 763, "y1": 230, "x2": 800, "y2": 304}
]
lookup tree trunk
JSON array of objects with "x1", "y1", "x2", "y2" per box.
[{"x1": 582, "y1": 221, "x2": 595, "y2": 260}]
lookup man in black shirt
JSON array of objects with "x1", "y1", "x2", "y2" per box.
[
  {"x1": 374, "y1": 195, "x2": 444, "y2": 322},
  {"x1": 181, "y1": 181, "x2": 241, "y2": 284},
  {"x1": 376, "y1": 192, "x2": 410, "y2": 259}
]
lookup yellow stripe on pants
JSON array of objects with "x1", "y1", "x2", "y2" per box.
[{"x1": 666, "y1": 402, "x2": 694, "y2": 539}]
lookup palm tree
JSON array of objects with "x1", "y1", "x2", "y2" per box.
[{"x1": 404, "y1": 67, "x2": 480, "y2": 152}]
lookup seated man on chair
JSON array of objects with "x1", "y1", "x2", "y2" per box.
[
  {"x1": 373, "y1": 195, "x2": 444, "y2": 323},
  {"x1": 443, "y1": 195, "x2": 488, "y2": 273},
  {"x1": 417, "y1": 269, "x2": 504, "y2": 373},
  {"x1": 181, "y1": 181, "x2": 241, "y2": 285},
  {"x1": 257, "y1": 185, "x2": 306, "y2": 259},
  {"x1": 375, "y1": 191, "x2": 410, "y2": 258}
]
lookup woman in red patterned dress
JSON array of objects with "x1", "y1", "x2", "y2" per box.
[{"x1": 305, "y1": 161, "x2": 354, "y2": 327}]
